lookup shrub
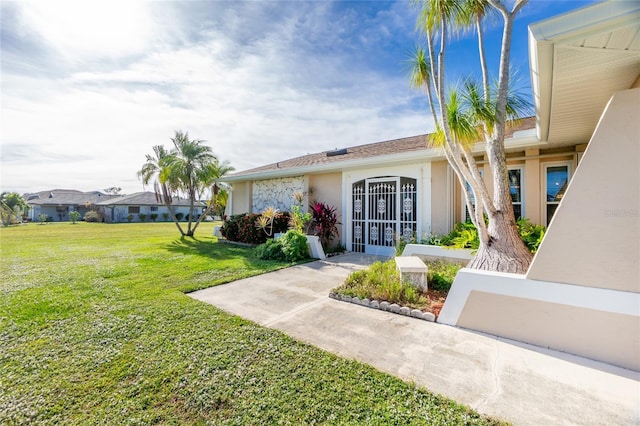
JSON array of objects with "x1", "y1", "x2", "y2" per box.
[
  {"x1": 127, "y1": 214, "x2": 134, "y2": 223},
  {"x1": 138, "y1": 214, "x2": 147, "y2": 222},
  {"x1": 310, "y1": 201, "x2": 340, "y2": 250},
  {"x1": 430, "y1": 219, "x2": 546, "y2": 254},
  {"x1": 38, "y1": 214, "x2": 48, "y2": 224},
  {"x1": 221, "y1": 212, "x2": 290, "y2": 245},
  {"x1": 150, "y1": 213, "x2": 158, "y2": 222},
  {"x1": 336, "y1": 260, "x2": 426, "y2": 309},
  {"x1": 84, "y1": 211, "x2": 102, "y2": 223},
  {"x1": 69, "y1": 211, "x2": 81, "y2": 224},
  {"x1": 162, "y1": 213, "x2": 169, "y2": 222},
  {"x1": 255, "y1": 239, "x2": 286, "y2": 261},
  {"x1": 517, "y1": 218, "x2": 546, "y2": 253},
  {"x1": 279, "y1": 230, "x2": 309, "y2": 262},
  {"x1": 175, "y1": 212, "x2": 184, "y2": 221},
  {"x1": 440, "y1": 222, "x2": 480, "y2": 250},
  {"x1": 427, "y1": 261, "x2": 463, "y2": 292}
]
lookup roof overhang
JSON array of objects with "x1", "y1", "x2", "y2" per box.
[
  {"x1": 529, "y1": 0, "x2": 640, "y2": 146},
  {"x1": 222, "y1": 129, "x2": 540, "y2": 183}
]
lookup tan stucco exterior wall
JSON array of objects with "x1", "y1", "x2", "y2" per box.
[
  {"x1": 308, "y1": 172, "x2": 343, "y2": 240},
  {"x1": 430, "y1": 161, "x2": 451, "y2": 236},
  {"x1": 527, "y1": 88, "x2": 640, "y2": 292},
  {"x1": 229, "y1": 181, "x2": 251, "y2": 215},
  {"x1": 457, "y1": 291, "x2": 640, "y2": 371}
]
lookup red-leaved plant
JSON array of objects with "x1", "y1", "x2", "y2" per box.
[{"x1": 310, "y1": 202, "x2": 340, "y2": 249}]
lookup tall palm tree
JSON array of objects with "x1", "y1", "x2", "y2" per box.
[
  {"x1": 160, "y1": 131, "x2": 234, "y2": 237},
  {"x1": 137, "y1": 144, "x2": 186, "y2": 235},
  {"x1": 411, "y1": 0, "x2": 532, "y2": 273}
]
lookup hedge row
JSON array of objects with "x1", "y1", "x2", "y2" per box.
[{"x1": 220, "y1": 212, "x2": 291, "y2": 245}]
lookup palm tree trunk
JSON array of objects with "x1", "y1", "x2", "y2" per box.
[{"x1": 469, "y1": 0, "x2": 532, "y2": 274}]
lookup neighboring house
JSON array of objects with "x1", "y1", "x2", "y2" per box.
[
  {"x1": 25, "y1": 189, "x2": 204, "y2": 223},
  {"x1": 96, "y1": 192, "x2": 205, "y2": 223},
  {"x1": 25, "y1": 189, "x2": 119, "y2": 222}
]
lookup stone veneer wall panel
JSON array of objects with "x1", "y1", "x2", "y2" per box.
[{"x1": 252, "y1": 176, "x2": 305, "y2": 213}]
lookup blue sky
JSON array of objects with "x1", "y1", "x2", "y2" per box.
[{"x1": 1, "y1": 0, "x2": 599, "y2": 195}]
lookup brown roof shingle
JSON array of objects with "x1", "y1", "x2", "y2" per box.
[{"x1": 229, "y1": 117, "x2": 536, "y2": 178}]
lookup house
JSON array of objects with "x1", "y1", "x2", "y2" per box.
[
  {"x1": 25, "y1": 189, "x2": 119, "y2": 222},
  {"x1": 96, "y1": 192, "x2": 204, "y2": 223},
  {"x1": 25, "y1": 189, "x2": 204, "y2": 223},
  {"x1": 224, "y1": 0, "x2": 640, "y2": 370},
  {"x1": 224, "y1": 114, "x2": 576, "y2": 256}
]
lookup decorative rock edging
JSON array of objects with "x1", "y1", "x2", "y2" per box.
[{"x1": 328, "y1": 292, "x2": 436, "y2": 322}]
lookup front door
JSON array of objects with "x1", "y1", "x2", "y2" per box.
[{"x1": 351, "y1": 177, "x2": 417, "y2": 255}]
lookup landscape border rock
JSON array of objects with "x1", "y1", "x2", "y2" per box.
[{"x1": 328, "y1": 292, "x2": 436, "y2": 322}]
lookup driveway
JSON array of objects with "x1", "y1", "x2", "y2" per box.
[{"x1": 190, "y1": 253, "x2": 640, "y2": 425}]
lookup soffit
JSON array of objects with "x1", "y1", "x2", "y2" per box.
[
  {"x1": 529, "y1": 1, "x2": 640, "y2": 147},
  {"x1": 549, "y1": 42, "x2": 640, "y2": 145}
]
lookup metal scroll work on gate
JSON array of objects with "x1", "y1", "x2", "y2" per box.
[{"x1": 351, "y1": 178, "x2": 417, "y2": 253}]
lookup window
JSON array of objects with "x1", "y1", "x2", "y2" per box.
[
  {"x1": 464, "y1": 168, "x2": 524, "y2": 222},
  {"x1": 544, "y1": 163, "x2": 571, "y2": 226},
  {"x1": 463, "y1": 170, "x2": 482, "y2": 223},
  {"x1": 509, "y1": 168, "x2": 523, "y2": 220},
  {"x1": 150, "y1": 206, "x2": 158, "y2": 212},
  {"x1": 128, "y1": 206, "x2": 140, "y2": 214}
]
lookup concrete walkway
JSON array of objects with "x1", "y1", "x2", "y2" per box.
[{"x1": 189, "y1": 253, "x2": 640, "y2": 425}]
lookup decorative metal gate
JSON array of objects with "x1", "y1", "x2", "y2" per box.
[{"x1": 351, "y1": 177, "x2": 417, "y2": 253}]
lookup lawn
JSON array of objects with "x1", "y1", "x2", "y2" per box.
[{"x1": 0, "y1": 222, "x2": 503, "y2": 425}]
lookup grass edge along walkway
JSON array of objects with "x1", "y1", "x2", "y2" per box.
[{"x1": 0, "y1": 222, "x2": 505, "y2": 425}]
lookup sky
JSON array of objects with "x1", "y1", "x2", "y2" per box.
[{"x1": 0, "y1": 0, "x2": 599, "y2": 195}]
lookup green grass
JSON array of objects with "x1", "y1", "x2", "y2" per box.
[
  {"x1": 334, "y1": 260, "x2": 462, "y2": 311},
  {"x1": 1, "y1": 222, "x2": 503, "y2": 425}
]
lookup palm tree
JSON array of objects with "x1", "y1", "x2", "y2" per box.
[
  {"x1": 411, "y1": 0, "x2": 532, "y2": 273},
  {"x1": 137, "y1": 144, "x2": 185, "y2": 235},
  {"x1": 156, "y1": 131, "x2": 235, "y2": 237},
  {"x1": 0, "y1": 192, "x2": 28, "y2": 226}
]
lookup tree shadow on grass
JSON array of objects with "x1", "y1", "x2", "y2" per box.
[{"x1": 165, "y1": 237, "x2": 258, "y2": 261}]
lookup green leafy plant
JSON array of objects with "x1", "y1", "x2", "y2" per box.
[
  {"x1": 279, "y1": 230, "x2": 310, "y2": 262},
  {"x1": 427, "y1": 261, "x2": 464, "y2": 292},
  {"x1": 69, "y1": 211, "x2": 81, "y2": 224},
  {"x1": 288, "y1": 192, "x2": 312, "y2": 233},
  {"x1": 126, "y1": 214, "x2": 134, "y2": 223},
  {"x1": 175, "y1": 212, "x2": 184, "y2": 221},
  {"x1": 150, "y1": 213, "x2": 158, "y2": 222},
  {"x1": 138, "y1": 213, "x2": 147, "y2": 222},
  {"x1": 255, "y1": 238, "x2": 286, "y2": 261},
  {"x1": 516, "y1": 218, "x2": 546, "y2": 253},
  {"x1": 162, "y1": 213, "x2": 169, "y2": 222},
  {"x1": 337, "y1": 261, "x2": 426, "y2": 309},
  {"x1": 38, "y1": 213, "x2": 48, "y2": 224}
]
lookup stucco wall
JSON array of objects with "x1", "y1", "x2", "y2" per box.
[
  {"x1": 309, "y1": 172, "x2": 343, "y2": 240},
  {"x1": 457, "y1": 290, "x2": 640, "y2": 371},
  {"x1": 252, "y1": 176, "x2": 305, "y2": 213},
  {"x1": 430, "y1": 161, "x2": 451, "y2": 236},
  {"x1": 527, "y1": 88, "x2": 640, "y2": 293},
  {"x1": 229, "y1": 181, "x2": 251, "y2": 215}
]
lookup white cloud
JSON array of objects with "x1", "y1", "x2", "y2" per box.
[
  {"x1": 1, "y1": 1, "x2": 432, "y2": 195},
  {"x1": 15, "y1": 0, "x2": 153, "y2": 60}
]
